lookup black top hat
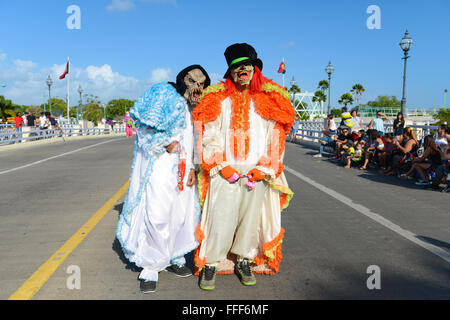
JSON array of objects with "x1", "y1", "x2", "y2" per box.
[{"x1": 223, "y1": 43, "x2": 263, "y2": 78}]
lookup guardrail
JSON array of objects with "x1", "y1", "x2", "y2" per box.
[
  {"x1": 296, "y1": 120, "x2": 439, "y2": 143},
  {"x1": 0, "y1": 125, "x2": 126, "y2": 146}
]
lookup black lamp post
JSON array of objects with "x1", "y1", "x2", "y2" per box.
[
  {"x1": 400, "y1": 29, "x2": 413, "y2": 117},
  {"x1": 325, "y1": 61, "x2": 334, "y2": 114}
]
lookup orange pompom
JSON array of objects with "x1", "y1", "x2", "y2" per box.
[
  {"x1": 247, "y1": 168, "x2": 266, "y2": 182},
  {"x1": 220, "y1": 166, "x2": 239, "y2": 180}
]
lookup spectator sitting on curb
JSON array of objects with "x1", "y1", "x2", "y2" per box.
[
  {"x1": 360, "y1": 130, "x2": 384, "y2": 170},
  {"x1": 430, "y1": 133, "x2": 450, "y2": 191},
  {"x1": 350, "y1": 109, "x2": 363, "y2": 133},
  {"x1": 400, "y1": 135, "x2": 442, "y2": 185},
  {"x1": 378, "y1": 133, "x2": 394, "y2": 170},
  {"x1": 313, "y1": 115, "x2": 338, "y2": 158},
  {"x1": 344, "y1": 140, "x2": 365, "y2": 168},
  {"x1": 340, "y1": 107, "x2": 354, "y2": 130},
  {"x1": 435, "y1": 124, "x2": 448, "y2": 153},
  {"x1": 332, "y1": 127, "x2": 353, "y2": 161}
]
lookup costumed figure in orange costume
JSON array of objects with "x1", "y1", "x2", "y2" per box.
[{"x1": 192, "y1": 43, "x2": 295, "y2": 290}]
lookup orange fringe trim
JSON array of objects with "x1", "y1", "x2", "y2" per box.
[
  {"x1": 193, "y1": 223, "x2": 206, "y2": 276},
  {"x1": 253, "y1": 228, "x2": 285, "y2": 274},
  {"x1": 229, "y1": 89, "x2": 251, "y2": 161},
  {"x1": 252, "y1": 81, "x2": 296, "y2": 133}
]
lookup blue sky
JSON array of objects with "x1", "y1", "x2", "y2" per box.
[{"x1": 0, "y1": 0, "x2": 449, "y2": 110}]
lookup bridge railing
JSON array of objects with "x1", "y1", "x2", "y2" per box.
[
  {"x1": 296, "y1": 120, "x2": 439, "y2": 143},
  {"x1": 0, "y1": 125, "x2": 126, "y2": 146}
]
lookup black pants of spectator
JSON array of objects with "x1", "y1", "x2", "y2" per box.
[{"x1": 432, "y1": 164, "x2": 449, "y2": 187}]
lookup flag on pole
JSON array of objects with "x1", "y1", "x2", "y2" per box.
[
  {"x1": 59, "y1": 58, "x2": 70, "y2": 79},
  {"x1": 277, "y1": 61, "x2": 286, "y2": 74}
]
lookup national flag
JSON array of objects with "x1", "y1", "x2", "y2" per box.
[
  {"x1": 59, "y1": 59, "x2": 70, "y2": 79},
  {"x1": 277, "y1": 61, "x2": 286, "y2": 74}
]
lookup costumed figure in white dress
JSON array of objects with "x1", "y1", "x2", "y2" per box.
[
  {"x1": 116, "y1": 65, "x2": 211, "y2": 293},
  {"x1": 192, "y1": 43, "x2": 295, "y2": 290}
]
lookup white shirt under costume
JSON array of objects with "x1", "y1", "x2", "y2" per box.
[{"x1": 116, "y1": 84, "x2": 200, "y2": 282}]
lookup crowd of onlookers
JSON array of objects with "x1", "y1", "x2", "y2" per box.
[
  {"x1": 6, "y1": 111, "x2": 65, "y2": 143},
  {"x1": 300, "y1": 107, "x2": 450, "y2": 192}
]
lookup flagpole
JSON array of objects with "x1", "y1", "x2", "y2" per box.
[
  {"x1": 67, "y1": 57, "x2": 70, "y2": 123},
  {"x1": 282, "y1": 58, "x2": 285, "y2": 87}
]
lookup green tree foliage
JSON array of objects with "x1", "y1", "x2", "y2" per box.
[
  {"x1": 312, "y1": 90, "x2": 327, "y2": 104},
  {"x1": 39, "y1": 98, "x2": 67, "y2": 117},
  {"x1": 338, "y1": 93, "x2": 354, "y2": 108},
  {"x1": 106, "y1": 99, "x2": 135, "y2": 120},
  {"x1": 0, "y1": 95, "x2": 15, "y2": 120},
  {"x1": 350, "y1": 84, "x2": 365, "y2": 107},
  {"x1": 433, "y1": 108, "x2": 450, "y2": 125},
  {"x1": 82, "y1": 94, "x2": 103, "y2": 125},
  {"x1": 330, "y1": 108, "x2": 342, "y2": 118},
  {"x1": 317, "y1": 80, "x2": 329, "y2": 92},
  {"x1": 367, "y1": 96, "x2": 401, "y2": 109}
]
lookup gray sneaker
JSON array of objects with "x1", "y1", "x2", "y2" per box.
[
  {"x1": 140, "y1": 280, "x2": 156, "y2": 293},
  {"x1": 235, "y1": 259, "x2": 256, "y2": 286},
  {"x1": 166, "y1": 264, "x2": 192, "y2": 277},
  {"x1": 199, "y1": 265, "x2": 216, "y2": 291}
]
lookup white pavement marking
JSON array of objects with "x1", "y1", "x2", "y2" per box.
[
  {"x1": 284, "y1": 165, "x2": 450, "y2": 264},
  {"x1": 0, "y1": 139, "x2": 118, "y2": 176}
]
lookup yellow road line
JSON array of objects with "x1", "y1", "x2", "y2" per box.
[{"x1": 8, "y1": 181, "x2": 130, "y2": 300}]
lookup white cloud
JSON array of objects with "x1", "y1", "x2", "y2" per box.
[
  {"x1": 14, "y1": 59, "x2": 37, "y2": 72},
  {"x1": 0, "y1": 51, "x2": 170, "y2": 106},
  {"x1": 106, "y1": 0, "x2": 177, "y2": 12},
  {"x1": 0, "y1": 53, "x2": 6, "y2": 61},
  {"x1": 140, "y1": 0, "x2": 177, "y2": 5},
  {"x1": 106, "y1": 0, "x2": 136, "y2": 12},
  {"x1": 150, "y1": 68, "x2": 172, "y2": 83}
]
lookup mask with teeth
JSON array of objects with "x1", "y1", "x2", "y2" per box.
[
  {"x1": 230, "y1": 63, "x2": 254, "y2": 86},
  {"x1": 183, "y1": 69, "x2": 207, "y2": 106}
]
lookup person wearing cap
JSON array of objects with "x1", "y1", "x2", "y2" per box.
[
  {"x1": 193, "y1": 43, "x2": 295, "y2": 290},
  {"x1": 116, "y1": 65, "x2": 211, "y2": 293}
]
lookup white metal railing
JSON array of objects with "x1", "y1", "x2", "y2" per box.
[
  {"x1": 296, "y1": 120, "x2": 439, "y2": 143},
  {"x1": 0, "y1": 125, "x2": 126, "y2": 146}
]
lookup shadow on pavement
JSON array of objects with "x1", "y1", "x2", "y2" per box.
[
  {"x1": 416, "y1": 235, "x2": 450, "y2": 251},
  {"x1": 111, "y1": 202, "x2": 197, "y2": 276}
]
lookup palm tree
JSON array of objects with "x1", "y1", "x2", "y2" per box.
[
  {"x1": 317, "y1": 80, "x2": 329, "y2": 92},
  {"x1": 338, "y1": 93, "x2": 354, "y2": 108},
  {"x1": 312, "y1": 90, "x2": 327, "y2": 105},
  {"x1": 288, "y1": 83, "x2": 302, "y2": 107},
  {"x1": 350, "y1": 84, "x2": 365, "y2": 108}
]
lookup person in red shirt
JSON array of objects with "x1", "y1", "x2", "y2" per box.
[{"x1": 14, "y1": 112, "x2": 24, "y2": 143}]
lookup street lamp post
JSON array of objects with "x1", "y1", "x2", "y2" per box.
[
  {"x1": 290, "y1": 76, "x2": 297, "y2": 105},
  {"x1": 46, "y1": 75, "x2": 53, "y2": 114},
  {"x1": 325, "y1": 61, "x2": 334, "y2": 115},
  {"x1": 444, "y1": 89, "x2": 448, "y2": 109},
  {"x1": 400, "y1": 29, "x2": 414, "y2": 117},
  {"x1": 77, "y1": 85, "x2": 83, "y2": 122}
]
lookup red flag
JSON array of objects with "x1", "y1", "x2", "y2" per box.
[
  {"x1": 277, "y1": 61, "x2": 286, "y2": 74},
  {"x1": 59, "y1": 59, "x2": 69, "y2": 79}
]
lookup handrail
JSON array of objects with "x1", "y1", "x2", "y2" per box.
[
  {"x1": 295, "y1": 120, "x2": 439, "y2": 142},
  {"x1": 0, "y1": 126, "x2": 127, "y2": 146}
]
